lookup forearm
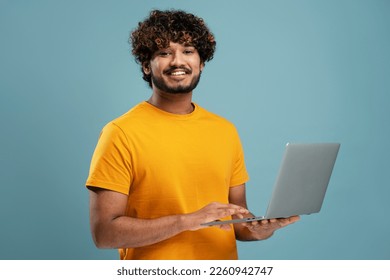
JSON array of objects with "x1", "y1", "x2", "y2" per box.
[
  {"x1": 93, "y1": 214, "x2": 192, "y2": 249},
  {"x1": 90, "y1": 188, "x2": 248, "y2": 249},
  {"x1": 92, "y1": 203, "x2": 247, "y2": 248}
]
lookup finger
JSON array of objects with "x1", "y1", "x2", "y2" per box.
[
  {"x1": 213, "y1": 206, "x2": 238, "y2": 218},
  {"x1": 208, "y1": 208, "x2": 245, "y2": 223},
  {"x1": 202, "y1": 203, "x2": 249, "y2": 226},
  {"x1": 226, "y1": 204, "x2": 249, "y2": 214},
  {"x1": 210, "y1": 202, "x2": 247, "y2": 213},
  {"x1": 260, "y1": 219, "x2": 269, "y2": 225},
  {"x1": 234, "y1": 213, "x2": 244, "y2": 219},
  {"x1": 218, "y1": 224, "x2": 233, "y2": 231},
  {"x1": 225, "y1": 208, "x2": 249, "y2": 218},
  {"x1": 290, "y1": 215, "x2": 300, "y2": 222},
  {"x1": 225, "y1": 207, "x2": 247, "y2": 217},
  {"x1": 248, "y1": 221, "x2": 261, "y2": 230},
  {"x1": 274, "y1": 216, "x2": 300, "y2": 227},
  {"x1": 282, "y1": 215, "x2": 300, "y2": 225},
  {"x1": 240, "y1": 219, "x2": 258, "y2": 228}
]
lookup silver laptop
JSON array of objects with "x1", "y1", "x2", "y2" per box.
[{"x1": 202, "y1": 143, "x2": 340, "y2": 226}]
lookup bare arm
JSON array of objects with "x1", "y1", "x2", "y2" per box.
[
  {"x1": 88, "y1": 187, "x2": 248, "y2": 248},
  {"x1": 229, "y1": 184, "x2": 300, "y2": 241}
]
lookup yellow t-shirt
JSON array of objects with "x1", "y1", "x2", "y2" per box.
[{"x1": 86, "y1": 101, "x2": 249, "y2": 259}]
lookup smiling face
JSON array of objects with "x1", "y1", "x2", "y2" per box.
[{"x1": 143, "y1": 42, "x2": 204, "y2": 94}]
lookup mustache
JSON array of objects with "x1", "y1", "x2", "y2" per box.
[{"x1": 163, "y1": 66, "x2": 192, "y2": 75}]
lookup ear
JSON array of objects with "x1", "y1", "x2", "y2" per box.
[
  {"x1": 200, "y1": 62, "x2": 205, "y2": 72},
  {"x1": 142, "y1": 62, "x2": 151, "y2": 75}
]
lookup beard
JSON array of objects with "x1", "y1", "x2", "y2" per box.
[{"x1": 151, "y1": 68, "x2": 202, "y2": 94}]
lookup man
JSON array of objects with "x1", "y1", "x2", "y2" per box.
[{"x1": 86, "y1": 9, "x2": 299, "y2": 260}]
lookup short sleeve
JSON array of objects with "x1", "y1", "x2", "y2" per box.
[
  {"x1": 86, "y1": 122, "x2": 132, "y2": 195},
  {"x1": 229, "y1": 127, "x2": 250, "y2": 187}
]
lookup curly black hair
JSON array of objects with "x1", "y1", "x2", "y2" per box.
[{"x1": 130, "y1": 9, "x2": 216, "y2": 87}]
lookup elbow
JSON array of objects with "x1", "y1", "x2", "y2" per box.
[
  {"x1": 91, "y1": 230, "x2": 109, "y2": 249},
  {"x1": 92, "y1": 235, "x2": 107, "y2": 249},
  {"x1": 90, "y1": 224, "x2": 117, "y2": 249}
]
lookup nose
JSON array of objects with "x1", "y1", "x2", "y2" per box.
[{"x1": 170, "y1": 50, "x2": 186, "y2": 67}]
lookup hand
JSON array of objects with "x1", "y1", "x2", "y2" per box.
[
  {"x1": 242, "y1": 215, "x2": 300, "y2": 240},
  {"x1": 186, "y1": 202, "x2": 249, "y2": 231}
]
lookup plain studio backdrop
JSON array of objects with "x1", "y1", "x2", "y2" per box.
[{"x1": 1, "y1": 0, "x2": 389, "y2": 260}]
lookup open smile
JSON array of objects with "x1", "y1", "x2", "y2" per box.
[
  {"x1": 170, "y1": 71, "x2": 187, "y2": 76},
  {"x1": 164, "y1": 68, "x2": 192, "y2": 77}
]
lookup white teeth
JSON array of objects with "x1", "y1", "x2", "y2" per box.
[{"x1": 170, "y1": 71, "x2": 186, "y2": 76}]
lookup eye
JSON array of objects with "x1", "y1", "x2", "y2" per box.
[
  {"x1": 158, "y1": 50, "x2": 171, "y2": 57},
  {"x1": 184, "y1": 48, "x2": 195, "y2": 55}
]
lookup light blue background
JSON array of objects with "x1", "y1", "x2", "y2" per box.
[{"x1": 1, "y1": 0, "x2": 389, "y2": 260}]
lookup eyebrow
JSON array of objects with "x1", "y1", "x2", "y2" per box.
[{"x1": 183, "y1": 43, "x2": 195, "y2": 48}]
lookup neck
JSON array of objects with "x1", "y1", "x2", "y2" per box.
[{"x1": 147, "y1": 91, "x2": 194, "y2": 115}]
